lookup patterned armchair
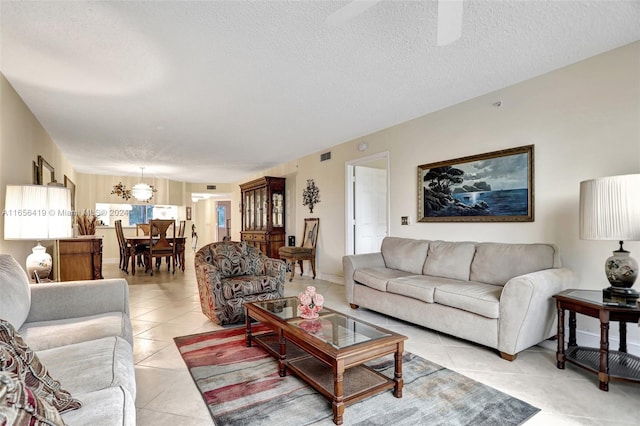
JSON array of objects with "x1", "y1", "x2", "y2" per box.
[{"x1": 195, "y1": 241, "x2": 286, "y2": 325}]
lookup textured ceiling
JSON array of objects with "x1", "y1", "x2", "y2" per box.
[{"x1": 1, "y1": 1, "x2": 639, "y2": 183}]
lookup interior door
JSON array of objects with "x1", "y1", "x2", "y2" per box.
[
  {"x1": 216, "y1": 201, "x2": 230, "y2": 241},
  {"x1": 354, "y1": 165, "x2": 388, "y2": 254}
]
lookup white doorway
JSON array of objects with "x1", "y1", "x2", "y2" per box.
[{"x1": 345, "y1": 152, "x2": 390, "y2": 255}]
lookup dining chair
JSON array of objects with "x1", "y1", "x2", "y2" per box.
[
  {"x1": 278, "y1": 218, "x2": 320, "y2": 282},
  {"x1": 116, "y1": 220, "x2": 147, "y2": 273},
  {"x1": 175, "y1": 220, "x2": 187, "y2": 269},
  {"x1": 114, "y1": 220, "x2": 127, "y2": 270},
  {"x1": 136, "y1": 223, "x2": 150, "y2": 236},
  {"x1": 144, "y1": 219, "x2": 176, "y2": 275}
]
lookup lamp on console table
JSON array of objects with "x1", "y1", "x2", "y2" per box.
[
  {"x1": 580, "y1": 174, "x2": 640, "y2": 307},
  {"x1": 4, "y1": 185, "x2": 72, "y2": 281}
]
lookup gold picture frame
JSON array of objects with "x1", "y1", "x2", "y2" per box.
[
  {"x1": 64, "y1": 175, "x2": 76, "y2": 213},
  {"x1": 38, "y1": 155, "x2": 56, "y2": 185},
  {"x1": 417, "y1": 145, "x2": 534, "y2": 222}
]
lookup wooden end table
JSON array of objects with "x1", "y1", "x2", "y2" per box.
[{"x1": 553, "y1": 289, "x2": 640, "y2": 391}]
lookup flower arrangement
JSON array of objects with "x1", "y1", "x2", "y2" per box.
[{"x1": 297, "y1": 286, "x2": 324, "y2": 319}]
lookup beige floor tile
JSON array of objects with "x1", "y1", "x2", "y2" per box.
[{"x1": 136, "y1": 409, "x2": 214, "y2": 426}]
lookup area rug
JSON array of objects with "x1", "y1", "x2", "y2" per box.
[{"x1": 174, "y1": 326, "x2": 539, "y2": 426}]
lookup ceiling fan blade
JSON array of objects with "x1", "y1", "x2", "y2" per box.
[
  {"x1": 437, "y1": 0, "x2": 463, "y2": 46},
  {"x1": 326, "y1": 0, "x2": 381, "y2": 27}
]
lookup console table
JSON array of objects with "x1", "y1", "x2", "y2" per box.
[
  {"x1": 553, "y1": 289, "x2": 640, "y2": 391},
  {"x1": 54, "y1": 236, "x2": 103, "y2": 281}
]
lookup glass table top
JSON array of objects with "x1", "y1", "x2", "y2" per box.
[
  {"x1": 559, "y1": 289, "x2": 640, "y2": 310},
  {"x1": 251, "y1": 297, "x2": 394, "y2": 349}
]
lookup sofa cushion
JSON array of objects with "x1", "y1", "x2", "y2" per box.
[
  {"x1": 386, "y1": 275, "x2": 438, "y2": 303},
  {"x1": 423, "y1": 241, "x2": 476, "y2": 281},
  {"x1": 210, "y1": 241, "x2": 250, "y2": 277},
  {"x1": 221, "y1": 275, "x2": 282, "y2": 299},
  {"x1": 60, "y1": 386, "x2": 135, "y2": 426},
  {"x1": 0, "y1": 254, "x2": 31, "y2": 330},
  {"x1": 381, "y1": 237, "x2": 430, "y2": 274},
  {"x1": 18, "y1": 312, "x2": 133, "y2": 351},
  {"x1": 0, "y1": 319, "x2": 82, "y2": 414},
  {"x1": 0, "y1": 370, "x2": 65, "y2": 426},
  {"x1": 36, "y1": 336, "x2": 135, "y2": 399},
  {"x1": 353, "y1": 267, "x2": 413, "y2": 292},
  {"x1": 433, "y1": 282, "x2": 503, "y2": 319},
  {"x1": 470, "y1": 243, "x2": 557, "y2": 286}
]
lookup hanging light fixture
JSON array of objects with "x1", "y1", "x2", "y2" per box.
[{"x1": 132, "y1": 167, "x2": 156, "y2": 202}]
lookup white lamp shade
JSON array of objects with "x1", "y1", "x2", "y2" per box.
[
  {"x1": 4, "y1": 185, "x2": 72, "y2": 240},
  {"x1": 579, "y1": 174, "x2": 640, "y2": 241}
]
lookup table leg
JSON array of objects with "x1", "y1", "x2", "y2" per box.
[
  {"x1": 568, "y1": 311, "x2": 577, "y2": 347},
  {"x1": 332, "y1": 360, "x2": 345, "y2": 425},
  {"x1": 556, "y1": 302, "x2": 565, "y2": 369},
  {"x1": 278, "y1": 330, "x2": 287, "y2": 377},
  {"x1": 619, "y1": 321, "x2": 627, "y2": 353},
  {"x1": 394, "y1": 341, "x2": 404, "y2": 398},
  {"x1": 130, "y1": 244, "x2": 136, "y2": 276},
  {"x1": 245, "y1": 312, "x2": 252, "y2": 347},
  {"x1": 598, "y1": 310, "x2": 610, "y2": 391}
]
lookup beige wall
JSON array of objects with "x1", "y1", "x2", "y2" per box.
[
  {"x1": 244, "y1": 42, "x2": 640, "y2": 343},
  {"x1": 0, "y1": 74, "x2": 77, "y2": 265}
]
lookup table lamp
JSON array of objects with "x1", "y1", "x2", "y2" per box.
[
  {"x1": 579, "y1": 174, "x2": 640, "y2": 307},
  {"x1": 4, "y1": 185, "x2": 72, "y2": 281}
]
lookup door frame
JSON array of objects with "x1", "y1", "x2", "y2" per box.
[{"x1": 345, "y1": 151, "x2": 390, "y2": 255}]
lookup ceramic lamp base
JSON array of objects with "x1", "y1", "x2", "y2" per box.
[
  {"x1": 26, "y1": 242, "x2": 52, "y2": 282},
  {"x1": 605, "y1": 247, "x2": 638, "y2": 288}
]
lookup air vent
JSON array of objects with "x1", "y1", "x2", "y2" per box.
[
  {"x1": 320, "y1": 152, "x2": 331, "y2": 162},
  {"x1": 206, "y1": 185, "x2": 217, "y2": 190}
]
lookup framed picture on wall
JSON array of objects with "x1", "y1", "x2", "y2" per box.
[
  {"x1": 64, "y1": 175, "x2": 76, "y2": 213},
  {"x1": 186, "y1": 206, "x2": 192, "y2": 221},
  {"x1": 417, "y1": 145, "x2": 534, "y2": 222}
]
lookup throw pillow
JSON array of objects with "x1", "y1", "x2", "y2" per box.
[
  {"x1": 0, "y1": 319, "x2": 81, "y2": 414},
  {"x1": 0, "y1": 370, "x2": 64, "y2": 426}
]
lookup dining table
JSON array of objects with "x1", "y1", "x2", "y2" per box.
[{"x1": 126, "y1": 235, "x2": 186, "y2": 275}]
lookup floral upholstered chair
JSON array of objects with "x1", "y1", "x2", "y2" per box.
[{"x1": 195, "y1": 241, "x2": 286, "y2": 325}]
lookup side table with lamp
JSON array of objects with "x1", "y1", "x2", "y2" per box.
[
  {"x1": 4, "y1": 185, "x2": 72, "y2": 282},
  {"x1": 554, "y1": 174, "x2": 640, "y2": 391}
]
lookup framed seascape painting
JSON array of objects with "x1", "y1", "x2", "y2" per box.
[{"x1": 417, "y1": 145, "x2": 534, "y2": 222}]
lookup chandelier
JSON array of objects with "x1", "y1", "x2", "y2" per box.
[{"x1": 131, "y1": 167, "x2": 157, "y2": 202}]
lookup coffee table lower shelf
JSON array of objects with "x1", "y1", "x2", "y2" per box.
[{"x1": 251, "y1": 331, "x2": 397, "y2": 419}]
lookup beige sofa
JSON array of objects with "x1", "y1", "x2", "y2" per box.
[
  {"x1": 343, "y1": 237, "x2": 578, "y2": 360},
  {"x1": 0, "y1": 254, "x2": 135, "y2": 425}
]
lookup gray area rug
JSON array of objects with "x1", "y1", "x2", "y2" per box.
[{"x1": 174, "y1": 327, "x2": 540, "y2": 426}]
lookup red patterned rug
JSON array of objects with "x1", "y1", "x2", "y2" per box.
[{"x1": 174, "y1": 325, "x2": 539, "y2": 425}]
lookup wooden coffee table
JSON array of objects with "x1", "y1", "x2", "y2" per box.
[{"x1": 245, "y1": 297, "x2": 407, "y2": 425}]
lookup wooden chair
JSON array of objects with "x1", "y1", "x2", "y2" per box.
[
  {"x1": 136, "y1": 223, "x2": 150, "y2": 236},
  {"x1": 173, "y1": 220, "x2": 185, "y2": 268},
  {"x1": 278, "y1": 218, "x2": 319, "y2": 282},
  {"x1": 143, "y1": 219, "x2": 176, "y2": 276},
  {"x1": 114, "y1": 220, "x2": 127, "y2": 271},
  {"x1": 115, "y1": 220, "x2": 146, "y2": 273}
]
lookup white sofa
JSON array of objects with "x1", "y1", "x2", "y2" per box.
[
  {"x1": 343, "y1": 237, "x2": 578, "y2": 360},
  {"x1": 0, "y1": 254, "x2": 135, "y2": 425}
]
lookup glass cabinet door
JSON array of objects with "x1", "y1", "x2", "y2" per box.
[
  {"x1": 272, "y1": 192, "x2": 283, "y2": 228},
  {"x1": 247, "y1": 191, "x2": 254, "y2": 230},
  {"x1": 258, "y1": 187, "x2": 267, "y2": 230}
]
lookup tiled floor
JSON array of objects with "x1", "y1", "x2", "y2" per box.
[{"x1": 104, "y1": 253, "x2": 640, "y2": 425}]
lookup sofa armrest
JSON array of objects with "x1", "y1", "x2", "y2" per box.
[
  {"x1": 261, "y1": 257, "x2": 286, "y2": 296},
  {"x1": 498, "y1": 268, "x2": 578, "y2": 356},
  {"x1": 25, "y1": 278, "x2": 130, "y2": 323},
  {"x1": 342, "y1": 252, "x2": 385, "y2": 303}
]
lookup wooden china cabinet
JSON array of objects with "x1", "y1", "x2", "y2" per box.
[{"x1": 240, "y1": 176, "x2": 285, "y2": 258}]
